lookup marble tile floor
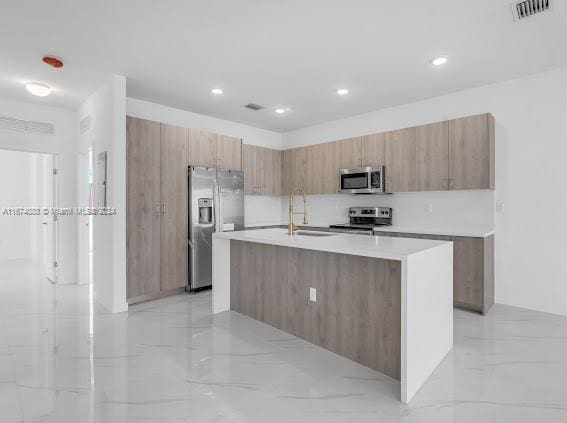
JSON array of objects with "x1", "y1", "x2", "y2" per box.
[{"x1": 1, "y1": 259, "x2": 567, "y2": 423}]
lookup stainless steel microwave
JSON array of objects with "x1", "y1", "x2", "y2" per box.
[{"x1": 339, "y1": 166, "x2": 385, "y2": 194}]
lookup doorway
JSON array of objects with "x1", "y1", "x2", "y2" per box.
[{"x1": 0, "y1": 149, "x2": 58, "y2": 283}]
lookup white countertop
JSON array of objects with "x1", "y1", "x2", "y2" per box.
[
  {"x1": 372, "y1": 225, "x2": 494, "y2": 238},
  {"x1": 214, "y1": 228, "x2": 451, "y2": 261}
]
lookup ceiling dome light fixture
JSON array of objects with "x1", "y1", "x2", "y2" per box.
[
  {"x1": 275, "y1": 108, "x2": 287, "y2": 114},
  {"x1": 431, "y1": 56, "x2": 448, "y2": 66},
  {"x1": 211, "y1": 88, "x2": 223, "y2": 95},
  {"x1": 25, "y1": 82, "x2": 51, "y2": 97},
  {"x1": 336, "y1": 88, "x2": 349, "y2": 95}
]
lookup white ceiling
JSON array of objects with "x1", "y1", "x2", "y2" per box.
[{"x1": 2, "y1": 0, "x2": 566, "y2": 132}]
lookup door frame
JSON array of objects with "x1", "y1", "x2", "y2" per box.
[
  {"x1": 77, "y1": 147, "x2": 94, "y2": 285},
  {"x1": 46, "y1": 154, "x2": 58, "y2": 284}
]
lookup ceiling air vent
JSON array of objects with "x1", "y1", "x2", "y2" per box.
[
  {"x1": 80, "y1": 115, "x2": 92, "y2": 134},
  {"x1": 0, "y1": 115, "x2": 54, "y2": 136},
  {"x1": 512, "y1": 0, "x2": 551, "y2": 20},
  {"x1": 244, "y1": 103, "x2": 264, "y2": 111}
]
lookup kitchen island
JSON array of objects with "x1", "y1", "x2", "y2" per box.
[{"x1": 212, "y1": 228, "x2": 453, "y2": 403}]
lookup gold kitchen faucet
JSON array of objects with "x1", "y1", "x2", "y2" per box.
[{"x1": 288, "y1": 187, "x2": 308, "y2": 235}]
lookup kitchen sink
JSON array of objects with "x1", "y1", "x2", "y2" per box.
[{"x1": 293, "y1": 231, "x2": 337, "y2": 237}]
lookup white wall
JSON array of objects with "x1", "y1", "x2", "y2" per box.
[
  {"x1": 287, "y1": 191, "x2": 494, "y2": 230},
  {"x1": 126, "y1": 97, "x2": 285, "y2": 226},
  {"x1": 78, "y1": 75, "x2": 127, "y2": 313},
  {"x1": 0, "y1": 98, "x2": 77, "y2": 283},
  {"x1": 282, "y1": 66, "x2": 567, "y2": 317},
  {"x1": 244, "y1": 195, "x2": 283, "y2": 227}
]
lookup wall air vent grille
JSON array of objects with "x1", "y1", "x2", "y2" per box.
[
  {"x1": 25, "y1": 120, "x2": 54, "y2": 135},
  {"x1": 244, "y1": 103, "x2": 264, "y2": 111},
  {"x1": 512, "y1": 0, "x2": 551, "y2": 20},
  {"x1": 0, "y1": 116, "x2": 26, "y2": 132},
  {"x1": 0, "y1": 115, "x2": 54, "y2": 135},
  {"x1": 80, "y1": 114, "x2": 92, "y2": 134}
]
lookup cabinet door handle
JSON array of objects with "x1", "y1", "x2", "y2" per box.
[
  {"x1": 154, "y1": 204, "x2": 161, "y2": 216},
  {"x1": 162, "y1": 203, "x2": 166, "y2": 215}
]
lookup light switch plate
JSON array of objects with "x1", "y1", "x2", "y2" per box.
[
  {"x1": 309, "y1": 287, "x2": 316, "y2": 302},
  {"x1": 426, "y1": 203, "x2": 433, "y2": 213},
  {"x1": 496, "y1": 202, "x2": 504, "y2": 213}
]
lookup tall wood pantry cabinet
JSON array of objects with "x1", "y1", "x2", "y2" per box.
[{"x1": 127, "y1": 117, "x2": 188, "y2": 303}]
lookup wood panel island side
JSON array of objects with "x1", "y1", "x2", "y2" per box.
[{"x1": 211, "y1": 228, "x2": 453, "y2": 403}]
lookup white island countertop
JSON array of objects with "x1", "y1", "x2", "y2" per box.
[{"x1": 213, "y1": 228, "x2": 451, "y2": 261}]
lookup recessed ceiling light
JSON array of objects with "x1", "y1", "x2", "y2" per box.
[
  {"x1": 275, "y1": 108, "x2": 287, "y2": 114},
  {"x1": 25, "y1": 82, "x2": 51, "y2": 97},
  {"x1": 211, "y1": 88, "x2": 223, "y2": 95},
  {"x1": 431, "y1": 56, "x2": 448, "y2": 66},
  {"x1": 336, "y1": 88, "x2": 349, "y2": 95}
]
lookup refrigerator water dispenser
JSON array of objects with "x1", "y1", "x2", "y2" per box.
[{"x1": 198, "y1": 198, "x2": 213, "y2": 224}]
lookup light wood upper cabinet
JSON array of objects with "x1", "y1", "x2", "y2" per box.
[
  {"x1": 188, "y1": 128, "x2": 216, "y2": 168},
  {"x1": 449, "y1": 113, "x2": 495, "y2": 190},
  {"x1": 243, "y1": 144, "x2": 281, "y2": 196},
  {"x1": 362, "y1": 133, "x2": 385, "y2": 167},
  {"x1": 281, "y1": 147, "x2": 309, "y2": 194},
  {"x1": 281, "y1": 149, "x2": 293, "y2": 196},
  {"x1": 188, "y1": 130, "x2": 242, "y2": 171},
  {"x1": 277, "y1": 113, "x2": 494, "y2": 195},
  {"x1": 385, "y1": 127, "x2": 417, "y2": 193},
  {"x1": 126, "y1": 117, "x2": 161, "y2": 300},
  {"x1": 416, "y1": 121, "x2": 449, "y2": 192},
  {"x1": 292, "y1": 147, "x2": 309, "y2": 192},
  {"x1": 243, "y1": 144, "x2": 258, "y2": 195},
  {"x1": 266, "y1": 148, "x2": 282, "y2": 196},
  {"x1": 304, "y1": 144, "x2": 319, "y2": 195},
  {"x1": 336, "y1": 137, "x2": 362, "y2": 169},
  {"x1": 305, "y1": 142, "x2": 340, "y2": 195},
  {"x1": 159, "y1": 124, "x2": 188, "y2": 292},
  {"x1": 216, "y1": 134, "x2": 242, "y2": 171}
]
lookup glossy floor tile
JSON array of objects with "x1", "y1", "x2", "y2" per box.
[{"x1": 1, "y1": 259, "x2": 567, "y2": 422}]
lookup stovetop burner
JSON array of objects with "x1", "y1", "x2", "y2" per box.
[{"x1": 329, "y1": 207, "x2": 392, "y2": 234}]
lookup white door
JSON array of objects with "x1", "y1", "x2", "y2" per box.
[{"x1": 42, "y1": 155, "x2": 57, "y2": 283}]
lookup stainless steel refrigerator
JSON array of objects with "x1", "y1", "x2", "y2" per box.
[{"x1": 188, "y1": 166, "x2": 244, "y2": 291}]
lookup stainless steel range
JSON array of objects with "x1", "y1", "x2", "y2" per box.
[{"x1": 329, "y1": 207, "x2": 392, "y2": 235}]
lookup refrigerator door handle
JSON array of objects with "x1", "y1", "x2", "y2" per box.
[
  {"x1": 213, "y1": 184, "x2": 219, "y2": 233},
  {"x1": 187, "y1": 239, "x2": 194, "y2": 292},
  {"x1": 215, "y1": 185, "x2": 224, "y2": 232},
  {"x1": 217, "y1": 185, "x2": 224, "y2": 233}
]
